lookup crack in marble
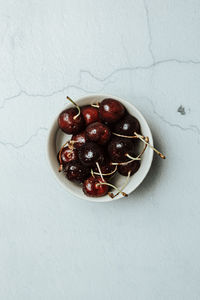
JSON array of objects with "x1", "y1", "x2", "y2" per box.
[
  {"x1": 22, "y1": 85, "x2": 99, "y2": 98},
  {"x1": 0, "y1": 84, "x2": 107, "y2": 110},
  {"x1": 143, "y1": 0, "x2": 155, "y2": 63},
  {"x1": 0, "y1": 91, "x2": 23, "y2": 110},
  {"x1": 155, "y1": 112, "x2": 200, "y2": 135},
  {"x1": 1, "y1": 99, "x2": 199, "y2": 150},
  {"x1": 143, "y1": 97, "x2": 200, "y2": 137},
  {"x1": 0, "y1": 127, "x2": 48, "y2": 149},
  {"x1": 1, "y1": 58, "x2": 200, "y2": 110},
  {"x1": 80, "y1": 58, "x2": 200, "y2": 82}
]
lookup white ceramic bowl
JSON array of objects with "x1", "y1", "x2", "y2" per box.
[{"x1": 47, "y1": 94, "x2": 154, "y2": 202}]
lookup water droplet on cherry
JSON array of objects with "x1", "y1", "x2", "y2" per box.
[
  {"x1": 64, "y1": 161, "x2": 90, "y2": 183},
  {"x1": 83, "y1": 176, "x2": 109, "y2": 197},
  {"x1": 108, "y1": 137, "x2": 135, "y2": 162},
  {"x1": 78, "y1": 142, "x2": 104, "y2": 167},
  {"x1": 81, "y1": 105, "x2": 100, "y2": 125},
  {"x1": 58, "y1": 107, "x2": 84, "y2": 134},
  {"x1": 114, "y1": 114, "x2": 140, "y2": 137},
  {"x1": 99, "y1": 98, "x2": 125, "y2": 123},
  {"x1": 71, "y1": 131, "x2": 87, "y2": 149},
  {"x1": 85, "y1": 122, "x2": 111, "y2": 145}
]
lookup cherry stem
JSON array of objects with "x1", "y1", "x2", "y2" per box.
[
  {"x1": 93, "y1": 165, "x2": 117, "y2": 177},
  {"x1": 112, "y1": 171, "x2": 131, "y2": 198},
  {"x1": 138, "y1": 136, "x2": 149, "y2": 157},
  {"x1": 134, "y1": 132, "x2": 166, "y2": 159},
  {"x1": 125, "y1": 154, "x2": 141, "y2": 161},
  {"x1": 112, "y1": 132, "x2": 138, "y2": 139},
  {"x1": 66, "y1": 96, "x2": 81, "y2": 120},
  {"x1": 91, "y1": 169, "x2": 95, "y2": 178},
  {"x1": 111, "y1": 136, "x2": 149, "y2": 166},
  {"x1": 91, "y1": 102, "x2": 100, "y2": 108},
  {"x1": 125, "y1": 136, "x2": 149, "y2": 161},
  {"x1": 109, "y1": 139, "x2": 149, "y2": 197},
  {"x1": 58, "y1": 140, "x2": 70, "y2": 172},
  {"x1": 111, "y1": 160, "x2": 137, "y2": 166},
  {"x1": 95, "y1": 162, "x2": 104, "y2": 182},
  {"x1": 113, "y1": 131, "x2": 165, "y2": 159},
  {"x1": 97, "y1": 182, "x2": 128, "y2": 197}
]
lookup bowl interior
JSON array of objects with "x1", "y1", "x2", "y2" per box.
[{"x1": 47, "y1": 94, "x2": 153, "y2": 202}]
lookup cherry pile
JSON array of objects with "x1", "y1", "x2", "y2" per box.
[{"x1": 57, "y1": 97, "x2": 165, "y2": 198}]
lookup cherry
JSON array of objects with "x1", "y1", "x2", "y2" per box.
[
  {"x1": 57, "y1": 140, "x2": 79, "y2": 172},
  {"x1": 81, "y1": 105, "x2": 100, "y2": 125},
  {"x1": 57, "y1": 146, "x2": 78, "y2": 166},
  {"x1": 71, "y1": 131, "x2": 86, "y2": 149},
  {"x1": 83, "y1": 176, "x2": 109, "y2": 197},
  {"x1": 78, "y1": 142, "x2": 104, "y2": 167},
  {"x1": 92, "y1": 161, "x2": 127, "y2": 197},
  {"x1": 113, "y1": 114, "x2": 166, "y2": 159},
  {"x1": 58, "y1": 107, "x2": 84, "y2": 134},
  {"x1": 85, "y1": 122, "x2": 111, "y2": 145},
  {"x1": 113, "y1": 114, "x2": 140, "y2": 137},
  {"x1": 108, "y1": 137, "x2": 135, "y2": 162},
  {"x1": 118, "y1": 160, "x2": 140, "y2": 176},
  {"x1": 93, "y1": 160, "x2": 117, "y2": 178},
  {"x1": 103, "y1": 122, "x2": 115, "y2": 131},
  {"x1": 99, "y1": 98, "x2": 125, "y2": 123},
  {"x1": 64, "y1": 161, "x2": 90, "y2": 183}
]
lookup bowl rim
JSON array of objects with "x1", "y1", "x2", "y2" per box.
[{"x1": 47, "y1": 94, "x2": 154, "y2": 202}]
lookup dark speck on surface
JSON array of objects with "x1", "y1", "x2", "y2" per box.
[{"x1": 177, "y1": 105, "x2": 186, "y2": 115}]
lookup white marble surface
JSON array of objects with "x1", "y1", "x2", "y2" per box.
[{"x1": 0, "y1": 0, "x2": 200, "y2": 299}]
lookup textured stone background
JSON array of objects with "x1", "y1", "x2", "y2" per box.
[{"x1": 0, "y1": 0, "x2": 200, "y2": 299}]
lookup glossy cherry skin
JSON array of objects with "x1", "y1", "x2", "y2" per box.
[
  {"x1": 71, "y1": 131, "x2": 86, "y2": 149},
  {"x1": 58, "y1": 107, "x2": 84, "y2": 134},
  {"x1": 93, "y1": 160, "x2": 116, "y2": 178},
  {"x1": 83, "y1": 176, "x2": 109, "y2": 197},
  {"x1": 85, "y1": 122, "x2": 111, "y2": 145},
  {"x1": 108, "y1": 137, "x2": 135, "y2": 162},
  {"x1": 118, "y1": 160, "x2": 140, "y2": 176},
  {"x1": 78, "y1": 142, "x2": 104, "y2": 167},
  {"x1": 114, "y1": 114, "x2": 140, "y2": 136},
  {"x1": 81, "y1": 106, "x2": 100, "y2": 125},
  {"x1": 99, "y1": 98, "x2": 125, "y2": 123},
  {"x1": 64, "y1": 161, "x2": 90, "y2": 183},
  {"x1": 57, "y1": 146, "x2": 78, "y2": 166}
]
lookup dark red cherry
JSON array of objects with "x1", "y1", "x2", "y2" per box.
[
  {"x1": 85, "y1": 122, "x2": 111, "y2": 145},
  {"x1": 114, "y1": 114, "x2": 140, "y2": 136},
  {"x1": 81, "y1": 105, "x2": 100, "y2": 125},
  {"x1": 103, "y1": 122, "x2": 115, "y2": 131},
  {"x1": 83, "y1": 176, "x2": 109, "y2": 197},
  {"x1": 58, "y1": 107, "x2": 84, "y2": 134},
  {"x1": 118, "y1": 160, "x2": 140, "y2": 176},
  {"x1": 57, "y1": 146, "x2": 78, "y2": 166},
  {"x1": 99, "y1": 98, "x2": 125, "y2": 123},
  {"x1": 108, "y1": 137, "x2": 135, "y2": 162},
  {"x1": 78, "y1": 142, "x2": 104, "y2": 167},
  {"x1": 93, "y1": 160, "x2": 116, "y2": 178},
  {"x1": 64, "y1": 161, "x2": 90, "y2": 183},
  {"x1": 71, "y1": 131, "x2": 86, "y2": 149}
]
